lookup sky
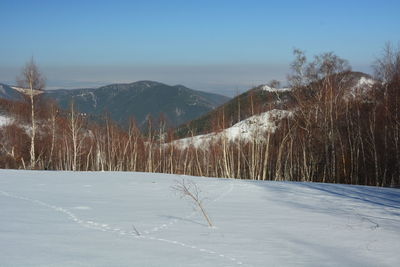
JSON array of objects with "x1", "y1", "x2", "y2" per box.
[{"x1": 0, "y1": 0, "x2": 399, "y2": 96}]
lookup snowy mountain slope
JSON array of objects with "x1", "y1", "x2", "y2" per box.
[
  {"x1": 175, "y1": 72, "x2": 378, "y2": 138},
  {"x1": 0, "y1": 84, "x2": 25, "y2": 101},
  {"x1": 175, "y1": 82, "x2": 294, "y2": 138},
  {"x1": 261, "y1": 84, "x2": 291, "y2": 92},
  {"x1": 0, "y1": 170, "x2": 399, "y2": 266},
  {"x1": 350, "y1": 76, "x2": 377, "y2": 97},
  {"x1": 174, "y1": 109, "x2": 291, "y2": 148},
  {"x1": 0, "y1": 114, "x2": 13, "y2": 127}
]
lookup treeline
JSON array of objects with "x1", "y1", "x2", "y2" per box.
[{"x1": 0, "y1": 45, "x2": 399, "y2": 187}]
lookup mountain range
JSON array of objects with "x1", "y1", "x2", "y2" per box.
[
  {"x1": 0, "y1": 72, "x2": 375, "y2": 133},
  {"x1": 0, "y1": 81, "x2": 230, "y2": 128}
]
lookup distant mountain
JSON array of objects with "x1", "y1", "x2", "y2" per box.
[
  {"x1": 43, "y1": 81, "x2": 230, "y2": 127},
  {"x1": 0, "y1": 84, "x2": 25, "y2": 101}
]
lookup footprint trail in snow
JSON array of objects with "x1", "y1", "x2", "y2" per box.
[{"x1": 0, "y1": 183, "x2": 248, "y2": 266}]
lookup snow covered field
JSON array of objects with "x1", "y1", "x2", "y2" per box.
[{"x1": 0, "y1": 170, "x2": 399, "y2": 266}]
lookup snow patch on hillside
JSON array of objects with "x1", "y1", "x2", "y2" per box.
[
  {"x1": 356, "y1": 77, "x2": 376, "y2": 87},
  {"x1": 350, "y1": 77, "x2": 377, "y2": 97},
  {"x1": 0, "y1": 114, "x2": 13, "y2": 127},
  {"x1": 12, "y1": 86, "x2": 44, "y2": 96},
  {"x1": 261, "y1": 85, "x2": 291, "y2": 92},
  {"x1": 76, "y1": 91, "x2": 98, "y2": 108},
  {"x1": 223, "y1": 109, "x2": 291, "y2": 140},
  {"x1": 174, "y1": 109, "x2": 291, "y2": 148}
]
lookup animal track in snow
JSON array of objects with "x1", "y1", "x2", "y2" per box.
[{"x1": 0, "y1": 189, "x2": 248, "y2": 266}]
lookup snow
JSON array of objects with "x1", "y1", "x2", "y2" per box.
[
  {"x1": 11, "y1": 86, "x2": 43, "y2": 96},
  {"x1": 174, "y1": 109, "x2": 291, "y2": 148},
  {"x1": 0, "y1": 169, "x2": 399, "y2": 266},
  {"x1": 350, "y1": 77, "x2": 377, "y2": 97},
  {"x1": 222, "y1": 109, "x2": 290, "y2": 140},
  {"x1": 261, "y1": 85, "x2": 291, "y2": 92},
  {"x1": 0, "y1": 114, "x2": 12, "y2": 127},
  {"x1": 356, "y1": 77, "x2": 376, "y2": 88}
]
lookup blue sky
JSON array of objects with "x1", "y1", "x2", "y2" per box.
[{"x1": 0, "y1": 0, "x2": 399, "y2": 95}]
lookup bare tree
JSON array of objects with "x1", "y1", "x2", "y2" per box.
[
  {"x1": 268, "y1": 79, "x2": 281, "y2": 88},
  {"x1": 69, "y1": 101, "x2": 84, "y2": 171},
  {"x1": 46, "y1": 101, "x2": 59, "y2": 169},
  {"x1": 172, "y1": 179, "x2": 213, "y2": 227},
  {"x1": 373, "y1": 42, "x2": 400, "y2": 83},
  {"x1": 17, "y1": 58, "x2": 46, "y2": 168},
  {"x1": 373, "y1": 42, "x2": 400, "y2": 186}
]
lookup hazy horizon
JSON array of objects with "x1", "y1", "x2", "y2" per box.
[{"x1": 0, "y1": 63, "x2": 374, "y2": 97}]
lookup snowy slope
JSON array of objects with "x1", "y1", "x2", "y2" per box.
[
  {"x1": 350, "y1": 76, "x2": 377, "y2": 97},
  {"x1": 0, "y1": 114, "x2": 12, "y2": 127},
  {"x1": 356, "y1": 77, "x2": 376, "y2": 88},
  {"x1": 174, "y1": 109, "x2": 291, "y2": 148},
  {"x1": 0, "y1": 170, "x2": 399, "y2": 266},
  {"x1": 261, "y1": 84, "x2": 291, "y2": 92}
]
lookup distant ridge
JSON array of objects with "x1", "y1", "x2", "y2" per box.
[
  {"x1": 0, "y1": 83, "x2": 25, "y2": 101},
  {"x1": 41, "y1": 80, "x2": 230, "y2": 127}
]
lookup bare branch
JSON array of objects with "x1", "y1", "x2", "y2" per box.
[{"x1": 172, "y1": 179, "x2": 213, "y2": 227}]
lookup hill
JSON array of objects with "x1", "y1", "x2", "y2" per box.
[
  {"x1": 175, "y1": 71, "x2": 374, "y2": 138},
  {"x1": 175, "y1": 82, "x2": 294, "y2": 137}
]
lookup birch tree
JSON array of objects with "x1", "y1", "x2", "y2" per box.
[{"x1": 17, "y1": 58, "x2": 46, "y2": 168}]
